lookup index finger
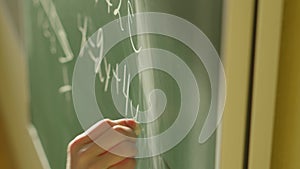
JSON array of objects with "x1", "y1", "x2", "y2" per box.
[
  {"x1": 69, "y1": 118, "x2": 138, "y2": 152},
  {"x1": 86, "y1": 119, "x2": 138, "y2": 138}
]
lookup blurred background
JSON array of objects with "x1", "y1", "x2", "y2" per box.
[{"x1": 0, "y1": 0, "x2": 299, "y2": 169}]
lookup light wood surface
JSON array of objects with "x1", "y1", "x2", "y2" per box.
[{"x1": 271, "y1": 0, "x2": 300, "y2": 168}]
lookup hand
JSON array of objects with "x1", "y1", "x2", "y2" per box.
[{"x1": 67, "y1": 119, "x2": 139, "y2": 169}]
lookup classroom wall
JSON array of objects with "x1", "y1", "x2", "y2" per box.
[
  {"x1": 271, "y1": 0, "x2": 300, "y2": 168},
  {"x1": 0, "y1": 117, "x2": 16, "y2": 168},
  {"x1": 0, "y1": 5, "x2": 18, "y2": 168},
  {"x1": 219, "y1": 0, "x2": 255, "y2": 168},
  {"x1": 0, "y1": 3, "x2": 45, "y2": 169}
]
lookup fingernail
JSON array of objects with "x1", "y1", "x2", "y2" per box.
[
  {"x1": 134, "y1": 123, "x2": 141, "y2": 136},
  {"x1": 125, "y1": 119, "x2": 140, "y2": 136}
]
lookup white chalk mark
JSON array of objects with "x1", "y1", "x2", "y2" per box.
[
  {"x1": 94, "y1": 29, "x2": 104, "y2": 74},
  {"x1": 60, "y1": 66, "x2": 72, "y2": 102},
  {"x1": 122, "y1": 65, "x2": 127, "y2": 96},
  {"x1": 62, "y1": 65, "x2": 70, "y2": 85},
  {"x1": 117, "y1": 12, "x2": 124, "y2": 31},
  {"x1": 98, "y1": 70, "x2": 105, "y2": 83},
  {"x1": 78, "y1": 14, "x2": 88, "y2": 57},
  {"x1": 59, "y1": 85, "x2": 72, "y2": 102},
  {"x1": 96, "y1": 28, "x2": 104, "y2": 48},
  {"x1": 50, "y1": 36, "x2": 57, "y2": 54},
  {"x1": 42, "y1": 21, "x2": 51, "y2": 38},
  {"x1": 43, "y1": 30, "x2": 51, "y2": 38},
  {"x1": 86, "y1": 29, "x2": 106, "y2": 83},
  {"x1": 88, "y1": 49, "x2": 104, "y2": 82},
  {"x1": 122, "y1": 65, "x2": 131, "y2": 116},
  {"x1": 113, "y1": 64, "x2": 121, "y2": 94},
  {"x1": 130, "y1": 100, "x2": 139, "y2": 119},
  {"x1": 127, "y1": 1, "x2": 141, "y2": 53},
  {"x1": 89, "y1": 52, "x2": 105, "y2": 83},
  {"x1": 134, "y1": 104, "x2": 139, "y2": 120},
  {"x1": 88, "y1": 39, "x2": 96, "y2": 48},
  {"x1": 58, "y1": 85, "x2": 72, "y2": 93},
  {"x1": 104, "y1": 65, "x2": 111, "y2": 91},
  {"x1": 88, "y1": 50, "x2": 97, "y2": 61},
  {"x1": 113, "y1": 0, "x2": 122, "y2": 16},
  {"x1": 38, "y1": 0, "x2": 74, "y2": 63},
  {"x1": 113, "y1": 0, "x2": 124, "y2": 31},
  {"x1": 130, "y1": 100, "x2": 133, "y2": 118},
  {"x1": 89, "y1": 54, "x2": 105, "y2": 83},
  {"x1": 105, "y1": 0, "x2": 113, "y2": 13},
  {"x1": 125, "y1": 74, "x2": 130, "y2": 117},
  {"x1": 59, "y1": 65, "x2": 71, "y2": 94},
  {"x1": 79, "y1": 47, "x2": 85, "y2": 58},
  {"x1": 104, "y1": 58, "x2": 111, "y2": 92},
  {"x1": 41, "y1": 20, "x2": 57, "y2": 54}
]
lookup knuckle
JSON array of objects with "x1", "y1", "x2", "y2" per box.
[
  {"x1": 113, "y1": 125, "x2": 127, "y2": 133},
  {"x1": 102, "y1": 118, "x2": 112, "y2": 124},
  {"x1": 113, "y1": 125, "x2": 136, "y2": 138},
  {"x1": 67, "y1": 139, "x2": 78, "y2": 154},
  {"x1": 67, "y1": 134, "x2": 85, "y2": 153}
]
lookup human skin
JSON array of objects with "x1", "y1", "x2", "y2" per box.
[{"x1": 66, "y1": 119, "x2": 139, "y2": 169}]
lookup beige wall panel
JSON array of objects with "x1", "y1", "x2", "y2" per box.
[{"x1": 271, "y1": 0, "x2": 300, "y2": 168}]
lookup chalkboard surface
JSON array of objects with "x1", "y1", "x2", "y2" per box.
[{"x1": 23, "y1": 0, "x2": 223, "y2": 169}]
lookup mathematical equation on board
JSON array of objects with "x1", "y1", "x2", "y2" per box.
[
  {"x1": 33, "y1": 0, "x2": 141, "y2": 118},
  {"x1": 32, "y1": 0, "x2": 224, "y2": 145}
]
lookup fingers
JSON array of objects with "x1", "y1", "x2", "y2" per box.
[
  {"x1": 113, "y1": 118, "x2": 138, "y2": 131},
  {"x1": 108, "y1": 158, "x2": 136, "y2": 169},
  {"x1": 84, "y1": 119, "x2": 116, "y2": 140},
  {"x1": 68, "y1": 119, "x2": 138, "y2": 155},
  {"x1": 85, "y1": 118, "x2": 138, "y2": 139},
  {"x1": 68, "y1": 119, "x2": 113, "y2": 154},
  {"x1": 89, "y1": 141, "x2": 137, "y2": 169},
  {"x1": 66, "y1": 119, "x2": 139, "y2": 169},
  {"x1": 82, "y1": 124, "x2": 137, "y2": 157}
]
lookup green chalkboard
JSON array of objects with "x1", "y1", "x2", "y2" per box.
[{"x1": 23, "y1": 0, "x2": 223, "y2": 169}]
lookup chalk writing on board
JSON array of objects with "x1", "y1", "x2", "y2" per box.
[
  {"x1": 128, "y1": 1, "x2": 142, "y2": 53},
  {"x1": 35, "y1": 0, "x2": 141, "y2": 103},
  {"x1": 113, "y1": 0, "x2": 124, "y2": 31},
  {"x1": 92, "y1": 0, "x2": 142, "y2": 119},
  {"x1": 105, "y1": 0, "x2": 113, "y2": 13},
  {"x1": 85, "y1": 28, "x2": 140, "y2": 119},
  {"x1": 34, "y1": 0, "x2": 74, "y2": 103},
  {"x1": 58, "y1": 65, "x2": 72, "y2": 102},
  {"x1": 41, "y1": 20, "x2": 57, "y2": 54},
  {"x1": 78, "y1": 14, "x2": 88, "y2": 58},
  {"x1": 33, "y1": 0, "x2": 156, "y2": 122},
  {"x1": 112, "y1": 64, "x2": 121, "y2": 94},
  {"x1": 38, "y1": 0, "x2": 74, "y2": 63},
  {"x1": 104, "y1": 0, "x2": 141, "y2": 52}
]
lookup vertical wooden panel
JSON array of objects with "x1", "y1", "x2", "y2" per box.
[
  {"x1": 0, "y1": 114, "x2": 17, "y2": 169},
  {"x1": 220, "y1": 0, "x2": 255, "y2": 169},
  {"x1": 271, "y1": 0, "x2": 300, "y2": 168},
  {"x1": 0, "y1": 5, "x2": 46, "y2": 169},
  {"x1": 247, "y1": 0, "x2": 284, "y2": 169}
]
